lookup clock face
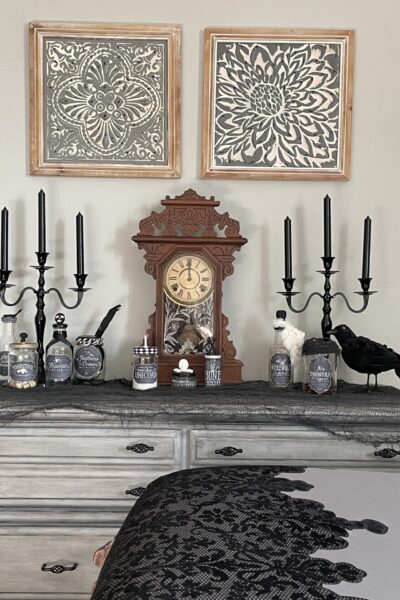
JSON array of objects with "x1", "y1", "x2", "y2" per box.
[
  {"x1": 164, "y1": 254, "x2": 214, "y2": 307},
  {"x1": 163, "y1": 253, "x2": 215, "y2": 355}
]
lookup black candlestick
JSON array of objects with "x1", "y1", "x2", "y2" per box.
[
  {"x1": 324, "y1": 194, "x2": 331, "y2": 257},
  {"x1": 284, "y1": 217, "x2": 292, "y2": 279},
  {"x1": 1, "y1": 207, "x2": 8, "y2": 271},
  {"x1": 76, "y1": 213, "x2": 84, "y2": 275},
  {"x1": 38, "y1": 190, "x2": 46, "y2": 253},
  {"x1": 362, "y1": 216, "x2": 371, "y2": 279},
  {"x1": 279, "y1": 197, "x2": 376, "y2": 339}
]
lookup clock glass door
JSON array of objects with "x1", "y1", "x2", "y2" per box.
[{"x1": 163, "y1": 254, "x2": 215, "y2": 355}]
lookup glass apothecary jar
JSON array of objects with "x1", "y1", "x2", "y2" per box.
[
  {"x1": 172, "y1": 370, "x2": 197, "y2": 388},
  {"x1": 302, "y1": 338, "x2": 339, "y2": 395},
  {"x1": 74, "y1": 336, "x2": 105, "y2": 383},
  {"x1": 132, "y1": 345, "x2": 158, "y2": 390},
  {"x1": 8, "y1": 334, "x2": 38, "y2": 389},
  {"x1": 45, "y1": 313, "x2": 73, "y2": 386}
]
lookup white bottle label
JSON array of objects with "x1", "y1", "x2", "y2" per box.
[
  {"x1": 74, "y1": 346, "x2": 102, "y2": 379},
  {"x1": 271, "y1": 353, "x2": 291, "y2": 386},
  {"x1": 309, "y1": 355, "x2": 331, "y2": 394},
  {"x1": 134, "y1": 364, "x2": 157, "y2": 385},
  {"x1": 46, "y1": 355, "x2": 72, "y2": 381},
  {"x1": 10, "y1": 360, "x2": 37, "y2": 382}
]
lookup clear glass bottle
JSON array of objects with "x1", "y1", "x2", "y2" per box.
[
  {"x1": 269, "y1": 310, "x2": 293, "y2": 390},
  {"x1": 74, "y1": 336, "x2": 105, "y2": 383},
  {"x1": 0, "y1": 311, "x2": 20, "y2": 382},
  {"x1": 45, "y1": 313, "x2": 73, "y2": 386},
  {"x1": 132, "y1": 342, "x2": 158, "y2": 390},
  {"x1": 8, "y1": 333, "x2": 38, "y2": 389}
]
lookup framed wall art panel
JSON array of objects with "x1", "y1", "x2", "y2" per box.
[
  {"x1": 202, "y1": 27, "x2": 354, "y2": 180},
  {"x1": 30, "y1": 22, "x2": 181, "y2": 178}
]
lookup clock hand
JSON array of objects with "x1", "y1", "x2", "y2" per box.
[{"x1": 187, "y1": 258, "x2": 192, "y2": 282}]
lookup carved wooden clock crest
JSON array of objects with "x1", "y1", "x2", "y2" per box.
[{"x1": 132, "y1": 189, "x2": 247, "y2": 384}]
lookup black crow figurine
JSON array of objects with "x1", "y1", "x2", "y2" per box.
[{"x1": 328, "y1": 324, "x2": 400, "y2": 390}]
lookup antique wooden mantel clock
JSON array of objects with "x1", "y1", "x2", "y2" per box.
[{"x1": 132, "y1": 189, "x2": 247, "y2": 384}]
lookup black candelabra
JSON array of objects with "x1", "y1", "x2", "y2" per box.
[
  {"x1": 278, "y1": 195, "x2": 377, "y2": 339},
  {"x1": 0, "y1": 191, "x2": 89, "y2": 383}
]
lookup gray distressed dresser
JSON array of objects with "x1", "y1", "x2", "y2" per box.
[{"x1": 1, "y1": 381, "x2": 400, "y2": 598}]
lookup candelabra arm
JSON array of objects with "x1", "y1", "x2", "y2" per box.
[
  {"x1": 279, "y1": 290, "x2": 323, "y2": 314},
  {"x1": 331, "y1": 291, "x2": 373, "y2": 314},
  {"x1": 46, "y1": 287, "x2": 87, "y2": 310},
  {"x1": 0, "y1": 286, "x2": 37, "y2": 307}
]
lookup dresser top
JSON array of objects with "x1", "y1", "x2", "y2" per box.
[{"x1": 1, "y1": 381, "x2": 400, "y2": 436}]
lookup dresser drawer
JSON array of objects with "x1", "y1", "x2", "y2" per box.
[
  {"x1": 0, "y1": 465, "x2": 173, "y2": 504},
  {"x1": 190, "y1": 429, "x2": 398, "y2": 467},
  {"x1": 0, "y1": 428, "x2": 181, "y2": 465},
  {"x1": 0, "y1": 534, "x2": 109, "y2": 598}
]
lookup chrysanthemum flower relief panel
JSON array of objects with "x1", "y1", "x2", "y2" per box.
[
  {"x1": 203, "y1": 29, "x2": 354, "y2": 180},
  {"x1": 214, "y1": 40, "x2": 342, "y2": 169}
]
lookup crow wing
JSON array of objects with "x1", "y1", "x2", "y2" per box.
[{"x1": 356, "y1": 336, "x2": 400, "y2": 370}]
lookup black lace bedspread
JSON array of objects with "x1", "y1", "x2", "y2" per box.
[{"x1": 91, "y1": 466, "x2": 387, "y2": 600}]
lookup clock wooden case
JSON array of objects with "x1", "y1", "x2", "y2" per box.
[{"x1": 132, "y1": 189, "x2": 247, "y2": 384}]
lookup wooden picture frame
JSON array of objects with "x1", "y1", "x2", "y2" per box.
[
  {"x1": 202, "y1": 27, "x2": 355, "y2": 180},
  {"x1": 30, "y1": 22, "x2": 181, "y2": 178}
]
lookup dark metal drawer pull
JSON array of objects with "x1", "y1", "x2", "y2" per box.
[
  {"x1": 126, "y1": 443, "x2": 154, "y2": 453},
  {"x1": 125, "y1": 486, "x2": 147, "y2": 497},
  {"x1": 215, "y1": 446, "x2": 243, "y2": 457},
  {"x1": 374, "y1": 448, "x2": 400, "y2": 459},
  {"x1": 41, "y1": 562, "x2": 78, "y2": 574}
]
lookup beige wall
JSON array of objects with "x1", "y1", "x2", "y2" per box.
[{"x1": 1, "y1": 0, "x2": 399, "y2": 385}]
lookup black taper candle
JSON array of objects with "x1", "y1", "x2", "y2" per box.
[
  {"x1": 362, "y1": 216, "x2": 372, "y2": 279},
  {"x1": 1, "y1": 207, "x2": 8, "y2": 271},
  {"x1": 38, "y1": 190, "x2": 46, "y2": 253},
  {"x1": 323, "y1": 194, "x2": 331, "y2": 257},
  {"x1": 284, "y1": 217, "x2": 292, "y2": 279},
  {"x1": 76, "y1": 212, "x2": 84, "y2": 275}
]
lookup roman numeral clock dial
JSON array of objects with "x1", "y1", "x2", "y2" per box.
[{"x1": 164, "y1": 255, "x2": 214, "y2": 306}]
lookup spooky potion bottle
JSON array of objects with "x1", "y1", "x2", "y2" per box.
[
  {"x1": 0, "y1": 310, "x2": 21, "y2": 382},
  {"x1": 269, "y1": 310, "x2": 293, "y2": 390},
  {"x1": 45, "y1": 313, "x2": 73, "y2": 386}
]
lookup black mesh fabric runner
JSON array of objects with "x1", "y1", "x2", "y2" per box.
[
  {"x1": 92, "y1": 466, "x2": 387, "y2": 600},
  {"x1": 1, "y1": 380, "x2": 400, "y2": 444}
]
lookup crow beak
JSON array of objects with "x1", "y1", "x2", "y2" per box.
[{"x1": 326, "y1": 328, "x2": 337, "y2": 336}]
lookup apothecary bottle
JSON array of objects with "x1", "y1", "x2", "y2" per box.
[
  {"x1": 0, "y1": 311, "x2": 20, "y2": 382},
  {"x1": 302, "y1": 338, "x2": 339, "y2": 395},
  {"x1": 132, "y1": 345, "x2": 158, "y2": 390},
  {"x1": 269, "y1": 310, "x2": 293, "y2": 389},
  {"x1": 8, "y1": 333, "x2": 38, "y2": 389},
  {"x1": 45, "y1": 313, "x2": 73, "y2": 386},
  {"x1": 74, "y1": 336, "x2": 105, "y2": 383}
]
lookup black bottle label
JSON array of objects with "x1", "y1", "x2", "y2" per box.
[
  {"x1": 271, "y1": 353, "x2": 291, "y2": 386},
  {"x1": 172, "y1": 376, "x2": 196, "y2": 388},
  {"x1": 0, "y1": 351, "x2": 8, "y2": 376},
  {"x1": 205, "y1": 357, "x2": 221, "y2": 386},
  {"x1": 46, "y1": 355, "x2": 72, "y2": 381},
  {"x1": 134, "y1": 364, "x2": 157, "y2": 385},
  {"x1": 9, "y1": 360, "x2": 37, "y2": 382},
  {"x1": 309, "y1": 355, "x2": 331, "y2": 394},
  {"x1": 74, "y1": 346, "x2": 103, "y2": 379}
]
